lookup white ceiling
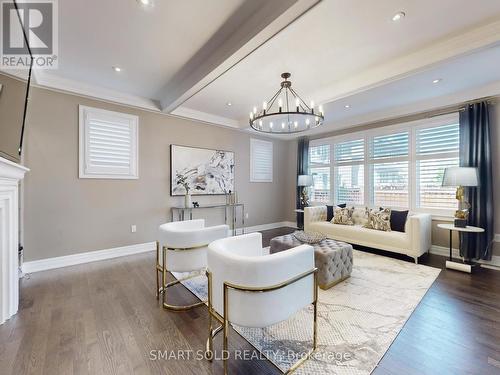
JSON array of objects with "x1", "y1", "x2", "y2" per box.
[
  {"x1": 55, "y1": 0, "x2": 246, "y2": 100},
  {"x1": 26, "y1": 0, "x2": 500, "y2": 137},
  {"x1": 180, "y1": 0, "x2": 500, "y2": 129}
]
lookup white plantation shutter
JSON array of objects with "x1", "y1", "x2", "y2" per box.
[
  {"x1": 335, "y1": 139, "x2": 364, "y2": 162},
  {"x1": 416, "y1": 122, "x2": 459, "y2": 209},
  {"x1": 250, "y1": 139, "x2": 273, "y2": 182},
  {"x1": 309, "y1": 144, "x2": 331, "y2": 202},
  {"x1": 334, "y1": 139, "x2": 365, "y2": 205},
  {"x1": 79, "y1": 106, "x2": 138, "y2": 179},
  {"x1": 369, "y1": 132, "x2": 409, "y2": 207}
]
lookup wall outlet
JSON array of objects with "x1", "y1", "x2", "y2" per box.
[
  {"x1": 131, "y1": 225, "x2": 137, "y2": 233},
  {"x1": 245, "y1": 213, "x2": 249, "y2": 219}
]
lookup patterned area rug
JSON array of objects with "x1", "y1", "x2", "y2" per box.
[{"x1": 173, "y1": 249, "x2": 440, "y2": 374}]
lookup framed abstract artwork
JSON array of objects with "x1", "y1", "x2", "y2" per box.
[{"x1": 170, "y1": 145, "x2": 235, "y2": 196}]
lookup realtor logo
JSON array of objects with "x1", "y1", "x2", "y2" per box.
[{"x1": 1, "y1": 0, "x2": 58, "y2": 69}]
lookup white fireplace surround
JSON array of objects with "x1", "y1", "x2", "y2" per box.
[{"x1": 0, "y1": 156, "x2": 28, "y2": 324}]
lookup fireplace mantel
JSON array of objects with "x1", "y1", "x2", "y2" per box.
[{"x1": 0, "y1": 156, "x2": 29, "y2": 324}]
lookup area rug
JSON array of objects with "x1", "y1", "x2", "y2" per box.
[{"x1": 173, "y1": 249, "x2": 440, "y2": 374}]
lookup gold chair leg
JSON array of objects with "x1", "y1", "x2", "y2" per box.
[
  {"x1": 155, "y1": 241, "x2": 161, "y2": 300},
  {"x1": 161, "y1": 246, "x2": 206, "y2": 312},
  {"x1": 223, "y1": 283, "x2": 229, "y2": 375}
]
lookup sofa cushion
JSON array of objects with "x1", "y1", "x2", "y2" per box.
[
  {"x1": 309, "y1": 221, "x2": 409, "y2": 251},
  {"x1": 332, "y1": 207, "x2": 354, "y2": 225},
  {"x1": 364, "y1": 208, "x2": 391, "y2": 231},
  {"x1": 352, "y1": 207, "x2": 369, "y2": 226},
  {"x1": 390, "y1": 210, "x2": 409, "y2": 232},
  {"x1": 326, "y1": 203, "x2": 346, "y2": 221}
]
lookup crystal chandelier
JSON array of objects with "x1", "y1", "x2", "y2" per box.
[{"x1": 249, "y1": 72, "x2": 324, "y2": 134}]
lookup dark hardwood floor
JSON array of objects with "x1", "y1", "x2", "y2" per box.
[{"x1": 1, "y1": 227, "x2": 499, "y2": 374}]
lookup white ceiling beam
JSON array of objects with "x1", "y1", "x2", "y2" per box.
[
  {"x1": 158, "y1": 0, "x2": 321, "y2": 113},
  {"x1": 314, "y1": 19, "x2": 500, "y2": 106}
]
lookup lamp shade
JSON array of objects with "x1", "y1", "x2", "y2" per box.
[
  {"x1": 297, "y1": 174, "x2": 313, "y2": 186},
  {"x1": 442, "y1": 167, "x2": 478, "y2": 187}
]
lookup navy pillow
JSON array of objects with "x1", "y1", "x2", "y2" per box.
[
  {"x1": 390, "y1": 210, "x2": 409, "y2": 232},
  {"x1": 326, "y1": 203, "x2": 346, "y2": 221}
]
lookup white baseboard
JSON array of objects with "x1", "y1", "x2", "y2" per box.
[
  {"x1": 430, "y1": 245, "x2": 500, "y2": 269},
  {"x1": 22, "y1": 242, "x2": 157, "y2": 274},
  {"x1": 21, "y1": 222, "x2": 298, "y2": 274},
  {"x1": 245, "y1": 221, "x2": 297, "y2": 233}
]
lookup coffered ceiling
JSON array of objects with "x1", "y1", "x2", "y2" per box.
[{"x1": 21, "y1": 0, "x2": 500, "y2": 137}]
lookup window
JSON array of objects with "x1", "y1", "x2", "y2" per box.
[
  {"x1": 250, "y1": 139, "x2": 273, "y2": 182},
  {"x1": 308, "y1": 114, "x2": 460, "y2": 215},
  {"x1": 79, "y1": 105, "x2": 138, "y2": 179},
  {"x1": 334, "y1": 139, "x2": 364, "y2": 205},
  {"x1": 309, "y1": 144, "x2": 330, "y2": 202},
  {"x1": 416, "y1": 123, "x2": 459, "y2": 210},
  {"x1": 370, "y1": 132, "x2": 409, "y2": 208}
]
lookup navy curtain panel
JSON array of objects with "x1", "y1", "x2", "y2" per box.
[
  {"x1": 459, "y1": 102, "x2": 494, "y2": 260},
  {"x1": 296, "y1": 137, "x2": 309, "y2": 228}
]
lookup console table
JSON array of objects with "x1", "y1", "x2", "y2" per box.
[{"x1": 171, "y1": 203, "x2": 245, "y2": 235}]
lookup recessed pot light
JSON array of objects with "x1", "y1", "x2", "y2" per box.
[
  {"x1": 112, "y1": 66, "x2": 122, "y2": 72},
  {"x1": 226, "y1": 102, "x2": 232, "y2": 106},
  {"x1": 392, "y1": 11, "x2": 405, "y2": 21},
  {"x1": 344, "y1": 104, "x2": 351, "y2": 109},
  {"x1": 433, "y1": 78, "x2": 442, "y2": 84},
  {"x1": 137, "y1": 0, "x2": 153, "y2": 6}
]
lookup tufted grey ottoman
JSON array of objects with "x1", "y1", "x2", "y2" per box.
[{"x1": 270, "y1": 234, "x2": 353, "y2": 290}]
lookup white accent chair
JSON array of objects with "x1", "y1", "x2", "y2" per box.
[
  {"x1": 156, "y1": 219, "x2": 229, "y2": 311},
  {"x1": 206, "y1": 232, "x2": 318, "y2": 374}
]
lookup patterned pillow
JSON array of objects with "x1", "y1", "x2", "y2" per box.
[
  {"x1": 332, "y1": 207, "x2": 354, "y2": 225},
  {"x1": 352, "y1": 207, "x2": 369, "y2": 226},
  {"x1": 364, "y1": 208, "x2": 392, "y2": 231}
]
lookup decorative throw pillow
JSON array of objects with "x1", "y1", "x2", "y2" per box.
[
  {"x1": 364, "y1": 208, "x2": 392, "y2": 231},
  {"x1": 352, "y1": 207, "x2": 369, "y2": 226},
  {"x1": 332, "y1": 207, "x2": 354, "y2": 225},
  {"x1": 293, "y1": 230, "x2": 326, "y2": 244},
  {"x1": 326, "y1": 203, "x2": 346, "y2": 221},
  {"x1": 390, "y1": 210, "x2": 409, "y2": 232}
]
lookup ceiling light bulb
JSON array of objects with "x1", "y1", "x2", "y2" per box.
[
  {"x1": 344, "y1": 104, "x2": 350, "y2": 109},
  {"x1": 112, "y1": 66, "x2": 122, "y2": 72},
  {"x1": 259, "y1": 120, "x2": 263, "y2": 127},
  {"x1": 269, "y1": 122, "x2": 273, "y2": 128},
  {"x1": 433, "y1": 78, "x2": 442, "y2": 84},
  {"x1": 294, "y1": 121, "x2": 298, "y2": 128},
  {"x1": 263, "y1": 101, "x2": 267, "y2": 110},
  {"x1": 310, "y1": 100, "x2": 315, "y2": 109},
  {"x1": 305, "y1": 118, "x2": 310, "y2": 125},
  {"x1": 249, "y1": 112, "x2": 253, "y2": 120},
  {"x1": 226, "y1": 102, "x2": 232, "y2": 106},
  {"x1": 319, "y1": 105, "x2": 323, "y2": 114},
  {"x1": 253, "y1": 106, "x2": 257, "y2": 114},
  {"x1": 138, "y1": 0, "x2": 153, "y2": 6},
  {"x1": 278, "y1": 98, "x2": 283, "y2": 108},
  {"x1": 392, "y1": 11, "x2": 405, "y2": 21},
  {"x1": 281, "y1": 122, "x2": 285, "y2": 129}
]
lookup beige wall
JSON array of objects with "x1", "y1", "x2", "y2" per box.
[{"x1": 22, "y1": 87, "x2": 293, "y2": 262}]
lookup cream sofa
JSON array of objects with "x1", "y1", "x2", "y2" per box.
[{"x1": 304, "y1": 206, "x2": 431, "y2": 263}]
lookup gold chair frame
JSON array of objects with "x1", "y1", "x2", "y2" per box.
[
  {"x1": 155, "y1": 242, "x2": 207, "y2": 311},
  {"x1": 206, "y1": 267, "x2": 318, "y2": 374}
]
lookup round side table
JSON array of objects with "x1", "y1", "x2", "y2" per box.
[{"x1": 437, "y1": 223, "x2": 484, "y2": 273}]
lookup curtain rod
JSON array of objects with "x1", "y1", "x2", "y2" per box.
[{"x1": 427, "y1": 96, "x2": 497, "y2": 118}]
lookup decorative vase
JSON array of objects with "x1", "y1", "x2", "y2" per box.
[{"x1": 184, "y1": 193, "x2": 192, "y2": 208}]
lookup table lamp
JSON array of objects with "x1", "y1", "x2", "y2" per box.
[
  {"x1": 442, "y1": 167, "x2": 478, "y2": 227},
  {"x1": 297, "y1": 175, "x2": 313, "y2": 207}
]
